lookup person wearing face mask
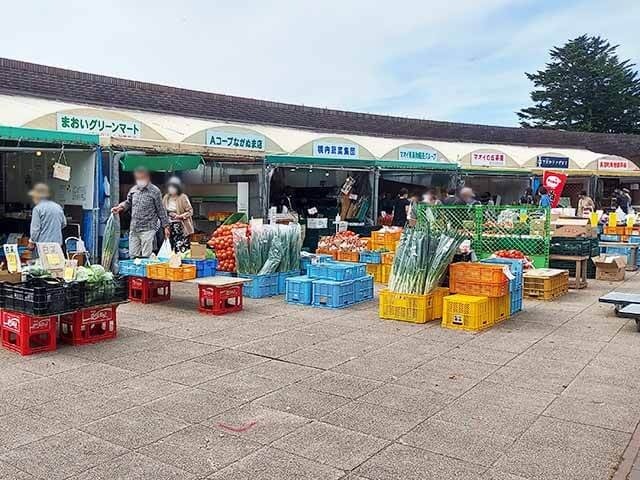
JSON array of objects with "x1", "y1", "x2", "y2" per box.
[
  {"x1": 112, "y1": 166, "x2": 170, "y2": 258},
  {"x1": 162, "y1": 176, "x2": 194, "y2": 253}
]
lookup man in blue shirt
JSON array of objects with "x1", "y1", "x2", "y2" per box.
[{"x1": 28, "y1": 183, "x2": 67, "y2": 248}]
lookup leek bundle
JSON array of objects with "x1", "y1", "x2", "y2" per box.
[{"x1": 388, "y1": 221, "x2": 465, "y2": 295}]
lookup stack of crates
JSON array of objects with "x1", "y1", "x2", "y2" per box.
[
  {"x1": 549, "y1": 237, "x2": 599, "y2": 279},
  {"x1": 285, "y1": 262, "x2": 373, "y2": 308},
  {"x1": 481, "y1": 258, "x2": 524, "y2": 315},
  {"x1": 370, "y1": 229, "x2": 402, "y2": 252},
  {"x1": 523, "y1": 268, "x2": 569, "y2": 300},
  {"x1": 366, "y1": 263, "x2": 392, "y2": 284},
  {"x1": 300, "y1": 254, "x2": 333, "y2": 275},
  {"x1": 442, "y1": 262, "x2": 511, "y2": 331}
]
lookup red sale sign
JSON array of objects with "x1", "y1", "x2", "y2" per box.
[{"x1": 542, "y1": 171, "x2": 568, "y2": 208}]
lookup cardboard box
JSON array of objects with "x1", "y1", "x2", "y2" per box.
[
  {"x1": 190, "y1": 243, "x2": 207, "y2": 260},
  {"x1": 552, "y1": 217, "x2": 597, "y2": 238},
  {"x1": 0, "y1": 269, "x2": 21, "y2": 283},
  {"x1": 593, "y1": 255, "x2": 626, "y2": 281}
]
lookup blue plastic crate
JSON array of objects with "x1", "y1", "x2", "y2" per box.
[
  {"x1": 359, "y1": 251, "x2": 382, "y2": 264},
  {"x1": 118, "y1": 259, "x2": 158, "y2": 277},
  {"x1": 277, "y1": 270, "x2": 299, "y2": 294},
  {"x1": 285, "y1": 276, "x2": 314, "y2": 305},
  {"x1": 320, "y1": 262, "x2": 366, "y2": 281},
  {"x1": 216, "y1": 271, "x2": 237, "y2": 277},
  {"x1": 600, "y1": 234, "x2": 620, "y2": 242},
  {"x1": 300, "y1": 254, "x2": 333, "y2": 275},
  {"x1": 312, "y1": 279, "x2": 356, "y2": 308},
  {"x1": 510, "y1": 287, "x2": 523, "y2": 314},
  {"x1": 243, "y1": 273, "x2": 279, "y2": 298},
  {"x1": 182, "y1": 258, "x2": 218, "y2": 278},
  {"x1": 600, "y1": 245, "x2": 634, "y2": 265},
  {"x1": 355, "y1": 275, "x2": 374, "y2": 302},
  {"x1": 629, "y1": 236, "x2": 640, "y2": 244}
]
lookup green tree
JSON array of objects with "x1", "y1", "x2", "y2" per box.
[{"x1": 518, "y1": 35, "x2": 640, "y2": 133}]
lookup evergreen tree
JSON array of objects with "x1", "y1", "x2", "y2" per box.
[{"x1": 518, "y1": 35, "x2": 640, "y2": 133}]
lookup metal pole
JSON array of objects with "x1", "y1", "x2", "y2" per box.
[{"x1": 372, "y1": 168, "x2": 380, "y2": 225}]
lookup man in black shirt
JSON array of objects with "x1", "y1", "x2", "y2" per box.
[
  {"x1": 392, "y1": 188, "x2": 410, "y2": 226},
  {"x1": 442, "y1": 188, "x2": 463, "y2": 206}
]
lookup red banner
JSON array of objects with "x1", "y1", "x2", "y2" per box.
[{"x1": 542, "y1": 171, "x2": 568, "y2": 208}]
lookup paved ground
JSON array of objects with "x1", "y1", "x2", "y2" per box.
[{"x1": 0, "y1": 274, "x2": 639, "y2": 480}]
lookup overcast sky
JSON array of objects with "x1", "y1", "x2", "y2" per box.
[{"x1": 2, "y1": 0, "x2": 639, "y2": 127}]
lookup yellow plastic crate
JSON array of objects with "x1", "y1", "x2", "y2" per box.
[
  {"x1": 379, "y1": 289, "x2": 434, "y2": 324},
  {"x1": 366, "y1": 264, "x2": 391, "y2": 284},
  {"x1": 431, "y1": 287, "x2": 450, "y2": 320},
  {"x1": 147, "y1": 263, "x2": 197, "y2": 281},
  {"x1": 488, "y1": 294, "x2": 510, "y2": 324},
  {"x1": 523, "y1": 269, "x2": 569, "y2": 300},
  {"x1": 442, "y1": 294, "x2": 492, "y2": 332}
]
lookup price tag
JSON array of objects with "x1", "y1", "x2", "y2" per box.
[
  {"x1": 3, "y1": 244, "x2": 21, "y2": 273},
  {"x1": 308, "y1": 207, "x2": 318, "y2": 215},
  {"x1": 63, "y1": 267, "x2": 75, "y2": 282},
  {"x1": 46, "y1": 254, "x2": 61, "y2": 266},
  {"x1": 348, "y1": 194, "x2": 358, "y2": 200}
]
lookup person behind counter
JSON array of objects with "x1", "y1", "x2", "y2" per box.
[
  {"x1": 111, "y1": 166, "x2": 170, "y2": 258},
  {"x1": 27, "y1": 183, "x2": 66, "y2": 248},
  {"x1": 163, "y1": 176, "x2": 194, "y2": 253}
]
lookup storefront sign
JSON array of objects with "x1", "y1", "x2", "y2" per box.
[
  {"x1": 598, "y1": 158, "x2": 630, "y2": 170},
  {"x1": 313, "y1": 141, "x2": 359, "y2": 159},
  {"x1": 542, "y1": 171, "x2": 568, "y2": 208},
  {"x1": 537, "y1": 156, "x2": 569, "y2": 169},
  {"x1": 56, "y1": 113, "x2": 141, "y2": 138},
  {"x1": 205, "y1": 130, "x2": 265, "y2": 151},
  {"x1": 398, "y1": 147, "x2": 439, "y2": 163},
  {"x1": 470, "y1": 152, "x2": 506, "y2": 167}
]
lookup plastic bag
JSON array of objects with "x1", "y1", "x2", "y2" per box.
[{"x1": 158, "y1": 239, "x2": 172, "y2": 260}]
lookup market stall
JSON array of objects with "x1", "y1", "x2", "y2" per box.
[
  {"x1": 0, "y1": 126, "x2": 102, "y2": 259},
  {"x1": 265, "y1": 153, "x2": 377, "y2": 250}
]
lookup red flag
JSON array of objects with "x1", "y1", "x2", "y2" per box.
[{"x1": 542, "y1": 171, "x2": 568, "y2": 208}]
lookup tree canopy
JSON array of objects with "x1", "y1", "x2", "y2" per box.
[{"x1": 518, "y1": 35, "x2": 640, "y2": 134}]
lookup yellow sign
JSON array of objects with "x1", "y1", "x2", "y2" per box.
[{"x1": 47, "y1": 254, "x2": 61, "y2": 266}]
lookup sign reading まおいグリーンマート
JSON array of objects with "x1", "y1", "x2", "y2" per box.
[
  {"x1": 312, "y1": 141, "x2": 359, "y2": 159},
  {"x1": 56, "y1": 113, "x2": 141, "y2": 138},
  {"x1": 398, "y1": 147, "x2": 439, "y2": 163},
  {"x1": 205, "y1": 130, "x2": 265, "y2": 151}
]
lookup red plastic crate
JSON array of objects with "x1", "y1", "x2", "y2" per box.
[
  {"x1": 1, "y1": 309, "x2": 57, "y2": 356},
  {"x1": 128, "y1": 276, "x2": 171, "y2": 303},
  {"x1": 198, "y1": 284, "x2": 243, "y2": 315},
  {"x1": 59, "y1": 305, "x2": 117, "y2": 346}
]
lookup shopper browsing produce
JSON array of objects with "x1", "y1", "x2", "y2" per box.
[
  {"x1": 112, "y1": 166, "x2": 170, "y2": 258},
  {"x1": 28, "y1": 183, "x2": 67, "y2": 248},
  {"x1": 163, "y1": 176, "x2": 194, "y2": 253},
  {"x1": 392, "y1": 188, "x2": 411, "y2": 226}
]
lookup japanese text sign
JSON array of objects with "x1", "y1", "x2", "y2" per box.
[
  {"x1": 537, "y1": 156, "x2": 569, "y2": 169},
  {"x1": 398, "y1": 148, "x2": 439, "y2": 163},
  {"x1": 598, "y1": 158, "x2": 630, "y2": 171},
  {"x1": 470, "y1": 152, "x2": 506, "y2": 167},
  {"x1": 56, "y1": 113, "x2": 141, "y2": 138},
  {"x1": 205, "y1": 130, "x2": 265, "y2": 151},
  {"x1": 312, "y1": 141, "x2": 359, "y2": 159}
]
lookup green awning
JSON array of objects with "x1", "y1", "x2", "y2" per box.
[
  {"x1": 120, "y1": 154, "x2": 204, "y2": 172},
  {"x1": 375, "y1": 160, "x2": 458, "y2": 171},
  {"x1": 265, "y1": 155, "x2": 376, "y2": 168},
  {"x1": 0, "y1": 125, "x2": 99, "y2": 146}
]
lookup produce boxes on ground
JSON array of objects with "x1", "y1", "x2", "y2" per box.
[
  {"x1": 593, "y1": 255, "x2": 626, "y2": 281},
  {"x1": 317, "y1": 231, "x2": 367, "y2": 259},
  {"x1": 208, "y1": 222, "x2": 251, "y2": 273}
]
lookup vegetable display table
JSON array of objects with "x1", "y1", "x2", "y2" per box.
[
  {"x1": 548, "y1": 254, "x2": 588, "y2": 289},
  {"x1": 186, "y1": 276, "x2": 251, "y2": 315},
  {"x1": 599, "y1": 242, "x2": 638, "y2": 272}
]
